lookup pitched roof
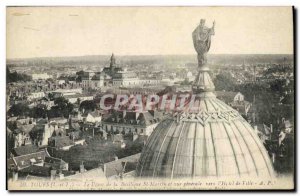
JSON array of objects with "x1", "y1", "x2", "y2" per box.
[
  {"x1": 70, "y1": 122, "x2": 81, "y2": 131},
  {"x1": 64, "y1": 94, "x2": 93, "y2": 99},
  {"x1": 49, "y1": 136, "x2": 75, "y2": 148},
  {"x1": 7, "y1": 117, "x2": 18, "y2": 122},
  {"x1": 215, "y1": 91, "x2": 240, "y2": 103},
  {"x1": 104, "y1": 153, "x2": 140, "y2": 178},
  {"x1": 12, "y1": 145, "x2": 39, "y2": 156},
  {"x1": 12, "y1": 150, "x2": 50, "y2": 170},
  {"x1": 89, "y1": 111, "x2": 101, "y2": 118},
  {"x1": 65, "y1": 167, "x2": 106, "y2": 180},
  {"x1": 103, "y1": 110, "x2": 160, "y2": 126},
  {"x1": 19, "y1": 165, "x2": 51, "y2": 177},
  {"x1": 19, "y1": 124, "x2": 35, "y2": 133},
  {"x1": 36, "y1": 118, "x2": 48, "y2": 124}
]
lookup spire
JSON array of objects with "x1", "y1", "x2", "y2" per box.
[
  {"x1": 192, "y1": 66, "x2": 215, "y2": 94},
  {"x1": 110, "y1": 53, "x2": 116, "y2": 68}
]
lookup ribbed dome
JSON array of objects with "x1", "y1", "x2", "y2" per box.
[
  {"x1": 136, "y1": 19, "x2": 275, "y2": 179},
  {"x1": 136, "y1": 94, "x2": 275, "y2": 178}
]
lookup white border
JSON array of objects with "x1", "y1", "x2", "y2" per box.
[{"x1": 1, "y1": 0, "x2": 298, "y2": 195}]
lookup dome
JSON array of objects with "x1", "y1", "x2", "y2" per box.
[
  {"x1": 136, "y1": 92, "x2": 275, "y2": 178},
  {"x1": 136, "y1": 20, "x2": 275, "y2": 179}
]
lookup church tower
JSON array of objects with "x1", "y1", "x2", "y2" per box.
[{"x1": 110, "y1": 53, "x2": 116, "y2": 70}]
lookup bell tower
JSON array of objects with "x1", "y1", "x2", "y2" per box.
[{"x1": 110, "y1": 53, "x2": 116, "y2": 70}]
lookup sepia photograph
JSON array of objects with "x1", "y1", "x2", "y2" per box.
[{"x1": 5, "y1": 6, "x2": 295, "y2": 191}]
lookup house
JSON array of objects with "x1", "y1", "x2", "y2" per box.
[
  {"x1": 44, "y1": 156, "x2": 69, "y2": 171},
  {"x1": 10, "y1": 154, "x2": 72, "y2": 181},
  {"x1": 49, "y1": 117, "x2": 69, "y2": 130},
  {"x1": 12, "y1": 124, "x2": 35, "y2": 148},
  {"x1": 27, "y1": 92, "x2": 46, "y2": 101},
  {"x1": 48, "y1": 88, "x2": 82, "y2": 97},
  {"x1": 11, "y1": 145, "x2": 40, "y2": 157},
  {"x1": 215, "y1": 91, "x2": 245, "y2": 103},
  {"x1": 48, "y1": 136, "x2": 75, "y2": 151},
  {"x1": 64, "y1": 165, "x2": 106, "y2": 181},
  {"x1": 17, "y1": 165, "x2": 75, "y2": 180},
  {"x1": 280, "y1": 118, "x2": 293, "y2": 133},
  {"x1": 58, "y1": 80, "x2": 65, "y2": 85},
  {"x1": 36, "y1": 97, "x2": 55, "y2": 109},
  {"x1": 102, "y1": 110, "x2": 162, "y2": 136},
  {"x1": 64, "y1": 94, "x2": 94, "y2": 104},
  {"x1": 48, "y1": 135, "x2": 85, "y2": 151},
  {"x1": 216, "y1": 91, "x2": 251, "y2": 117},
  {"x1": 103, "y1": 153, "x2": 140, "y2": 179},
  {"x1": 8, "y1": 149, "x2": 50, "y2": 171},
  {"x1": 32, "y1": 73, "x2": 52, "y2": 80},
  {"x1": 32, "y1": 123, "x2": 58, "y2": 147},
  {"x1": 15, "y1": 117, "x2": 34, "y2": 125},
  {"x1": 84, "y1": 111, "x2": 102, "y2": 123}
]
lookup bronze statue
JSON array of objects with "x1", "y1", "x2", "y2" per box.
[{"x1": 192, "y1": 19, "x2": 215, "y2": 67}]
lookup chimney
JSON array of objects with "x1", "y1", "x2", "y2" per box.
[
  {"x1": 12, "y1": 170, "x2": 18, "y2": 181},
  {"x1": 135, "y1": 112, "x2": 140, "y2": 120},
  {"x1": 253, "y1": 126, "x2": 258, "y2": 135},
  {"x1": 272, "y1": 153, "x2": 276, "y2": 163},
  {"x1": 103, "y1": 131, "x2": 107, "y2": 140},
  {"x1": 58, "y1": 170, "x2": 64, "y2": 180},
  {"x1": 50, "y1": 170, "x2": 57, "y2": 180},
  {"x1": 103, "y1": 164, "x2": 107, "y2": 174},
  {"x1": 100, "y1": 163, "x2": 107, "y2": 175},
  {"x1": 79, "y1": 162, "x2": 85, "y2": 173},
  {"x1": 133, "y1": 133, "x2": 138, "y2": 141}
]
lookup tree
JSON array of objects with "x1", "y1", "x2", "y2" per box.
[
  {"x1": 8, "y1": 103, "x2": 31, "y2": 117},
  {"x1": 48, "y1": 93, "x2": 55, "y2": 101},
  {"x1": 80, "y1": 100, "x2": 97, "y2": 112},
  {"x1": 180, "y1": 78, "x2": 192, "y2": 85},
  {"x1": 7, "y1": 67, "x2": 32, "y2": 83},
  {"x1": 31, "y1": 104, "x2": 48, "y2": 118},
  {"x1": 213, "y1": 72, "x2": 237, "y2": 91},
  {"x1": 48, "y1": 97, "x2": 74, "y2": 118}
]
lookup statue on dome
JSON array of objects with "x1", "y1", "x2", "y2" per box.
[{"x1": 192, "y1": 19, "x2": 215, "y2": 67}]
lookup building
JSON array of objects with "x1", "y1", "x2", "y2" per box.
[
  {"x1": 49, "y1": 88, "x2": 83, "y2": 97},
  {"x1": 7, "y1": 148, "x2": 73, "y2": 181},
  {"x1": 11, "y1": 145, "x2": 39, "y2": 157},
  {"x1": 48, "y1": 135, "x2": 85, "y2": 151},
  {"x1": 102, "y1": 110, "x2": 162, "y2": 136},
  {"x1": 103, "y1": 153, "x2": 140, "y2": 179},
  {"x1": 64, "y1": 94, "x2": 94, "y2": 104},
  {"x1": 216, "y1": 91, "x2": 252, "y2": 117},
  {"x1": 137, "y1": 69, "x2": 275, "y2": 178},
  {"x1": 79, "y1": 53, "x2": 160, "y2": 89},
  {"x1": 32, "y1": 122, "x2": 58, "y2": 146},
  {"x1": 136, "y1": 23, "x2": 274, "y2": 178},
  {"x1": 27, "y1": 92, "x2": 46, "y2": 100},
  {"x1": 8, "y1": 149, "x2": 50, "y2": 171},
  {"x1": 44, "y1": 156, "x2": 69, "y2": 171},
  {"x1": 215, "y1": 91, "x2": 244, "y2": 103},
  {"x1": 32, "y1": 73, "x2": 52, "y2": 80},
  {"x1": 84, "y1": 111, "x2": 102, "y2": 123},
  {"x1": 11, "y1": 124, "x2": 35, "y2": 148}
]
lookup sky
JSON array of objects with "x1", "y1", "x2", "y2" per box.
[{"x1": 7, "y1": 7, "x2": 293, "y2": 59}]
